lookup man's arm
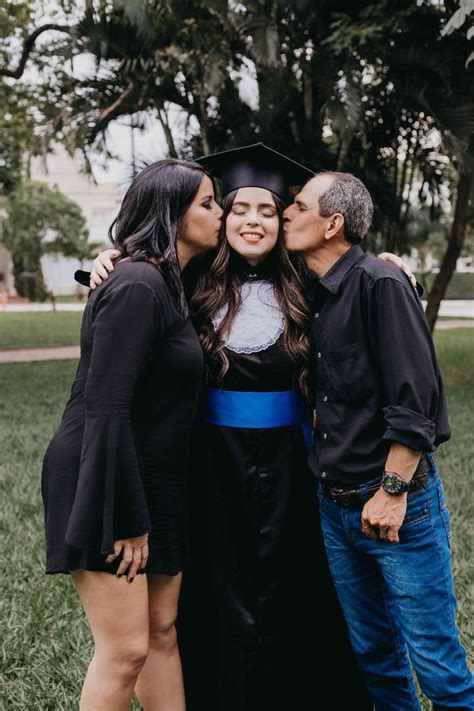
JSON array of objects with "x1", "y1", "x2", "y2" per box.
[
  {"x1": 74, "y1": 249, "x2": 120, "y2": 289},
  {"x1": 361, "y1": 274, "x2": 444, "y2": 542},
  {"x1": 362, "y1": 443, "x2": 420, "y2": 543}
]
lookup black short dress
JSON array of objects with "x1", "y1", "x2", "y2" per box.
[{"x1": 42, "y1": 260, "x2": 203, "y2": 575}]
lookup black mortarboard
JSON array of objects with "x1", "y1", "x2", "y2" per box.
[{"x1": 195, "y1": 142, "x2": 314, "y2": 201}]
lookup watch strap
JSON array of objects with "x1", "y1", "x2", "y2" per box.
[{"x1": 381, "y1": 470, "x2": 411, "y2": 494}]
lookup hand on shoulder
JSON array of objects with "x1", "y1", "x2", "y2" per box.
[
  {"x1": 377, "y1": 252, "x2": 416, "y2": 289},
  {"x1": 90, "y1": 249, "x2": 120, "y2": 289}
]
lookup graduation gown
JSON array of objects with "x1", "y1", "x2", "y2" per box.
[{"x1": 178, "y1": 268, "x2": 371, "y2": 710}]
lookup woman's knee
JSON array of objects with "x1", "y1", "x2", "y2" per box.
[
  {"x1": 148, "y1": 616, "x2": 178, "y2": 652},
  {"x1": 146, "y1": 573, "x2": 182, "y2": 653},
  {"x1": 97, "y1": 636, "x2": 149, "y2": 678}
]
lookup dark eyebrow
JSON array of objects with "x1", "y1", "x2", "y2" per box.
[
  {"x1": 232, "y1": 201, "x2": 277, "y2": 209},
  {"x1": 201, "y1": 194, "x2": 213, "y2": 200}
]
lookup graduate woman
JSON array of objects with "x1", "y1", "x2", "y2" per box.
[
  {"x1": 183, "y1": 145, "x2": 372, "y2": 710},
  {"x1": 41, "y1": 158, "x2": 222, "y2": 711}
]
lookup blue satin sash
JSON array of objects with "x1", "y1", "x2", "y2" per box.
[{"x1": 204, "y1": 388, "x2": 314, "y2": 450}]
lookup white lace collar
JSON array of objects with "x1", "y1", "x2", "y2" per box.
[{"x1": 211, "y1": 280, "x2": 284, "y2": 354}]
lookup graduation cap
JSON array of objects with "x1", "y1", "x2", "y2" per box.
[{"x1": 195, "y1": 142, "x2": 315, "y2": 202}]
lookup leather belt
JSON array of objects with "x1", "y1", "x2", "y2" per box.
[{"x1": 326, "y1": 457, "x2": 431, "y2": 508}]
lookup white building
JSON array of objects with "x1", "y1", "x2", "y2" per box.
[
  {"x1": 0, "y1": 144, "x2": 122, "y2": 296},
  {"x1": 34, "y1": 145, "x2": 122, "y2": 295}
]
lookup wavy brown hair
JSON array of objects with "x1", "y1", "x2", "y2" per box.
[{"x1": 191, "y1": 190, "x2": 312, "y2": 396}]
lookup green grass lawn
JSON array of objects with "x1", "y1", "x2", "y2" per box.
[
  {"x1": 0, "y1": 312, "x2": 83, "y2": 350},
  {"x1": 0, "y1": 330, "x2": 472, "y2": 709}
]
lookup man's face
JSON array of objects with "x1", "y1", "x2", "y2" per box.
[{"x1": 283, "y1": 174, "x2": 336, "y2": 254}]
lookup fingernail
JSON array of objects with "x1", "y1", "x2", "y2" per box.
[
  {"x1": 128, "y1": 578, "x2": 134, "y2": 583},
  {"x1": 118, "y1": 574, "x2": 122, "y2": 578}
]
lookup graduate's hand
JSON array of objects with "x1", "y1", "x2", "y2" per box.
[
  {"x1": 377, "y1": 252, "x2": 416, "y2": 289},
  {"x1": 105, "y1": 532, "x2": 149, "y2": 582},
  {"x1": 361, "y1": 489, "x2": 407, "y2": 543},
  {"x1": 90, "y1": 249, "x2": 120, "y2": 289}
]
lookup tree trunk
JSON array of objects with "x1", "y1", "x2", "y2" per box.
[
  {"x1": 130, "y1": 123, "x2": 136, "y2": 176},
  {"x1": 157, "y1": 104, "x2": 178, "y2": 158},
  {"x1": 337, "y1": 126, "x2": 353, "y2": 171},
  {"x1": 197, "y1": 93, "x2": 211, "y2": 156},
  {"x1": 425, "y1": 170, "x2": 472, "y2": 332},
  {"x1": 12, "y1": 257, "x2": 48, "y2": 302},
  {"x1": 303, "y1": 69, "x2": 313, "y2": 128}
]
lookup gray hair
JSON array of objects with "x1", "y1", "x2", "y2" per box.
[{"x1": 316, "y1": 172, "x2": 373, "y2": 244}]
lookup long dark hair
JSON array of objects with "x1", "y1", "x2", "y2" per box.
[
  {"x1": 191, "y1": 190, "x2": 312, "y2": 395},
  {"x1": 109, "y1": 158, "x2": 209, "y2": 315}
]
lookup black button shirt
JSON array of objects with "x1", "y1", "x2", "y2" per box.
[{"x1": 308, "y1": 245, "x2": 450, "y2": 487}]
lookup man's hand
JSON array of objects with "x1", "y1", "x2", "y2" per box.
[{"x1": 361, "y1": 489, "x2": 408, "y2": 543}]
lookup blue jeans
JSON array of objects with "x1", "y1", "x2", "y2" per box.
[{"x1": 317, "y1": 456, "x2": 474, "y2": 710}]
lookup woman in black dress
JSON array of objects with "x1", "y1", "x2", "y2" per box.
[{"x1": 42, "y1": 158, "x2": 222, "y2": 710}]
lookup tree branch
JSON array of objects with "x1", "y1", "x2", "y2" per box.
[
  {"x1": 0, "y1": 24, "x2": 72, "y2": 79},
  {"x1": 98, "y1": 83, "x2": 135, "y2": 122}
]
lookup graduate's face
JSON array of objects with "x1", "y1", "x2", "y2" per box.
[
  {"x1": 179, "y1": 175, "x2": 223, "y2": 255},
  {"x1": 283, "y1": 174, "x2": 336, "y2": 254},
  {"x1": 225, "y1": 187, "x2": 280, "y2": 266}
]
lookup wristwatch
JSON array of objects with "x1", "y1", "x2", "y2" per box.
[{"x1": 381, "y1": 470, "x2": 411, "y2": 495}]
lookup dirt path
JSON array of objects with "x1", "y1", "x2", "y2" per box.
[
  {"x1": 435, "y1": 319, "x2": 474, "y2": 329},
  {"x1": 0, "y1": 319, "x2": 472, "y2": 365},
  {"x1": 0, "y1": 346, "x2": 80, "y2": 364}
]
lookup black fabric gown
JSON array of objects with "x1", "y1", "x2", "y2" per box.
[
  {"x1": 178, "y1": 269, "x2": 372, "y2": 710},
  {"x1": 42, "y1": 260, "x2": 203, "y2": 575}
]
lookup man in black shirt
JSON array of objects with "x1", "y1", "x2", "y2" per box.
[{"x1": 284, "y1": 172, "x2": 474, "y2": 709}]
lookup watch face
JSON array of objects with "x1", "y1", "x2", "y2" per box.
[{"x1": 383, "y1": 473, "x2": 404, "y2": 494}]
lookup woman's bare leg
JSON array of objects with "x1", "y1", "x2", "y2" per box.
[
  {"x1": 135, "y1": 572, "x2": 185, "y2": 711},
  {"x1": 72, "y1": 570, "x2": 149, "y2": 711}
]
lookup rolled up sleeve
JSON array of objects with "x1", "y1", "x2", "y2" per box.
[{"x1": 367, "y1": 276, "x2": 440, "y2": 451}]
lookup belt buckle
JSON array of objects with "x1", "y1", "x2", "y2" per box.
[
  {"x1": 332, "y1": 489, "x2": 354, "y2": 507},
  {"x1": 329, "y1": 486, "x2": 361, "y2": 507},
  {"x1": 329, "y1": 487, "x2": 345, "y2": 504},
  {"x1": 339, "y1": 493, "x2": 353, "y2": 507}
]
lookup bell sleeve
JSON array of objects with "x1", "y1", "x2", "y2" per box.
[{"x1": 65, "y1": 279, "x2": 163, "y2": 555}]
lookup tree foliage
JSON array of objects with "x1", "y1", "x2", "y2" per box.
[
  {"x1": 0, "y1": 0, "x2": 472, "y2": 324},
  {"x1": 3, "y1": 180, "x2": 89, "y2": 301}
]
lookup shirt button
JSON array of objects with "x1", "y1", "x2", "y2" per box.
[
  {"x1": 314, "y1": 312, "x2": 320, "y2": 319},
  {"x1": 317, "y1": 352, "x2": 322, "y2": 359},
  {"x1": 321, "y1": 472, "x2": 327, "y2": 478},
  {"x1": 322, "y1": 395, "x2": 328, "y2": 402},
  {"x1": 322, "y1": 433, "x2": 328, "y2": 440}
]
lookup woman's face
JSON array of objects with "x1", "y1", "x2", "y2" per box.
[
  {"x1": 225, "y1": 187, "x2": 280, "y2": 265},
  {"x1": 179, "y1": 175, "x2": 223, "y2": 255}
]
